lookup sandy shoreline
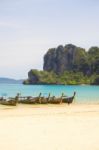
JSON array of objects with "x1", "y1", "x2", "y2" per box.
[{"x1": 0, "y1": 104, "x2": 99, "y2": 150}]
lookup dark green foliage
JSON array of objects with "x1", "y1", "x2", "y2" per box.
[
  {"x1": 93, "y1": 76, "x2": 99, "y2": 85},
  {"x1": 88, "y1": 47, "x2": 99, "y2": 75},
  {"x1": 90, "y1": 75, "x2": 99, "y2": 85},
  {"x1": 25, "y1": 70, "x2": 58, "y2": 84},
  {"x1": 23, "y1": 80, "x2": 30, "y2": 84},
  {"x1": 24, "y1": 70, "x2": 97, "y2": 85}
]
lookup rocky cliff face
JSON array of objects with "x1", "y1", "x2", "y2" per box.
[
  {"x1": 23, "y1": 44, "x2": 99, "y2": 85},
  {"x1": 43, "y1": 44, "x2": 89, "y2": 74},
  {"x1": 28, "y1": 69, "x2": 40, "y2": 84}
]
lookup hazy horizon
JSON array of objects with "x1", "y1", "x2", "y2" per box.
[{"x1": 0, "y1": 0, "x2": 99, "y2": 79}]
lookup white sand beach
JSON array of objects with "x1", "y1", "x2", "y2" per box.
[{"x1": 0, "y1": 104, "x2": 99, "y2": 150}]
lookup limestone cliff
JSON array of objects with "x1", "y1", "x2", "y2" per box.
[
  {"x1": 43, "y1": 44, "x2": 89, "y2": 75},
  {"x1": 23, "y1": 44, "x2": 99, "y2": 85}
]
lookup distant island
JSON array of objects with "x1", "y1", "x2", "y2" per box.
[
  {"x1": 23, "y1": 44, "x2": 99, "y2": 85},
  {"x1": 0, "y1": 78, "x2": 23, "y2": 84}
]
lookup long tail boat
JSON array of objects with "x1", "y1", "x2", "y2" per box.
[
  {"x1": 39, "y1": 93, "x2": 51, "y2": 104},
  {"x1": 0, "y1": 92, "x2": 76, "y2": 106},
  {"x1": 0, "y1": 93, "x2": 19, "y2": 106},
  {"x1": 18, "y1": 93, "x2": 42, "y2": 104},
  {"x1": 62, "y1": 92, "x2": 76, "y2": 104},
  {"x1": 49, "y1": 93, "x2": 64, "y2": 104},
  {"x1": 0, "y1": 97, "x2": 3, "y2": 101}
]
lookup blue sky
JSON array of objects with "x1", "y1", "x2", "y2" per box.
[{"x1": 0, "y1": 0, "x2": 99, "y2": 79}]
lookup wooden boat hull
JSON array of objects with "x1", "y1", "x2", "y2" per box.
[
  {"x1": 62, "y1": 96, "x2": 74, "y2": 104},
  {"x1": 0, "y1": 97, "x2": 3, "y2": 101},
  {"x1": 0, "y1": 100, "x2": 17, "y2": 106},
  {"x1": 49, "y1": 97, "x2": 62, "y2": 104},
  {"x1": 18, "y1": 93, "x2": 42, "y2": 104},
  {"x1": 18, "y1": 97, "x2": 40, "y2": 104},
  {"x1": 39, "y1": 97, "x2": 48, "y2": 104},
  {"x1": 62, "y1": 92, "x2": 76, "y2": 104}
]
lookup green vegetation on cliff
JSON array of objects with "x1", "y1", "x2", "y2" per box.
[
  {"x1": 23, "y1": 70, "x2": 57, "y2": 84},
  {"x1": 23, "y1": 44, "x2": 99, "y2": 85},
  {"x1": 23, "y1": 70, "x2": 99, "y2": 85}
]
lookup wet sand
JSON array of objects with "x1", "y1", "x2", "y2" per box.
[{"x1": 0, "y1": 104, "x2": 99, "y2": 150}]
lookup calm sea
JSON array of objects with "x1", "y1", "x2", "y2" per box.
[{"x1": 0, "y1": 84, "x2": 99, "y2": 103}]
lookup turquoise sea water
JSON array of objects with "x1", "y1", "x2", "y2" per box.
[{"x1": 0, "y1": 84, "x2": 99, "y2": 103}]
